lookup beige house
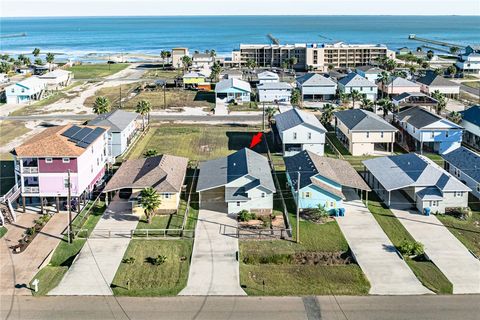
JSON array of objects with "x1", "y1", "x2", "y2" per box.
[
  {"x1": 103, "y1": 154, "x2": 188, "y2": 215},
  {"x1": 334, "y1": 109, "x2": 398, "y2": 156}
]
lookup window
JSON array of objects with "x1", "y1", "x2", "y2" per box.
[
  {"x1": 366, "y1": 132, "x2": 370, "y2": 138},
  {"x1": 304, "y1": 192, "x2": 311, "y2": 198},
  {"x1": 45, "y1": 158, "x2": 53, "y2": 163},
  {"x1": 236, "y1": 201, "x2": 241, "y2": 206},
  {"x1": 445, "y1": 131, "x2": 449, "y2": 138},
  {"x1": 360, "y1": 87, "x2": 363, "y2": 91},
  {"x1": 429, "y1": 200, "x2": 439, "y2": 207},
  {"x1": 431, "y1": 132, "x2": 435, "y2": 138},
  {"x1": 308, "y1": 132, "x2": 312, "y2": 140},
  {"x1": 477, "y1": 184, "x2": 480, "y2": 193},
  {"x1": 63, "y1": 178, "x2": 69, "y2": 188},
  {"x1": 91, "y1": 148, "x2": 94, "y2": 154},
  {"x1": 62, "y1": 158, "x2": 70, "y2": 163},
  {"x1": 454, "y1": 191, "x2": 463, "y2": 197},
  {"x1": 380, "y1": 131, "x2": 384, "y2": 138},
  {"x1": 164, "y1": 194, "x2": 171, "y2": 199},
  {"x1": 330, "y1": 201, "x2": 335, "y2": 208},
  {"x1": 293, "y1": 132, "x2": 297, "y2": 140},
  {"x1": 261, "y1": 193, "x2": 265, "y2": 198},
  {"x1": 91, "y1": 165, "x2": 93, "y2": 173}
]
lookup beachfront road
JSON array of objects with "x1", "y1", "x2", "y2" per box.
[
  {"x1": 1, "y1": 295, "x2": 479, "y2": 320},
  {"x1": 0, "y1": 114, "x2": 263, "y2": 123}
]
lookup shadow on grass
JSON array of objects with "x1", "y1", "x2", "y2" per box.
[
  {"x1": 226, "y1": 131, "x2": 268, "y2": 153},
  {"x1": 194, "y1": 91, "x2": 215, "y2": 103}
]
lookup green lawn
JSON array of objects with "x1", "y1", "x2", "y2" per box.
[
  {"x1": 137, "y1": 213, "x2": 184, "y2": 230},
  {"x1": 30, "y1": 201, "x2": 106, "y2": 295},
  {"x1": 240, "y1": 264, "x2": 369, "y2": 296},
  {"x1": 437, "y1": 198, "x2": 480, "y2": 257},
  {"x1": 364, "y1": 192, "x2": 453, "y2": 294},
  {"x1": 67, "y1": 63, "x2": 129, "y2": 79},
  {"x1": 127, "y1": 124, "x2": 263, "y2": 161},
  {"x1": 462, "y1": 81, "x2": 480, "y2": 89},
  {"x1": 111, "y1": 239, "x2": 193, "y2": 296},
  {"x1": 0, "y1": 226, "x2": 7, "y2": 238},
  {"x1": 326, "y1": 132, "x2": 350, "y2": 156},
  {"x1": 228, "y1": 102, "x2": 259, "y2": 112}
]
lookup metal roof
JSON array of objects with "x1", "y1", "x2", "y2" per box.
[
  {"x1": 395, "y1": 107, "x2": 462, "y2": 129},
  {"x1": 274, "y1": 108, "x2": 326, "y2": 133},
  {"x1": 296, "y1": 73, "x2": 336, "y2": 87},
  {"x1": 334, "y1": 109, "x2": 397, "y2": 132},
  {"x1": 88, "y1": 109, "x2": 138, "y2": 132},
  {"x1": 257, "y1": 82, "x2": 292, "y2": 90},
  {"x1": 460, "y1": 105, "x2": 480, "y2": 127},
  {"x1": 196, "y1": 148, "x2": 275, "y2": 193},
  {"x1": 363, "y1": 153, "x2": 470, "y2": 192},
  {"x1": 257, "y1": 71, "x2": 279, "y2": 80},
  {"x1": 386, "y1": 76, "x2": 420, "y2": 87},
  {"x1": 338, "y1": 73, "x2": 376, "y2": 87},
  {"x1": 442, "y1": 146, "x2": 480, "y2": 182},
  {"x1": 215, "y1": 78, "x2": 251, "y2": 93},
  {"x1": 416, "y1": 72, "x2": 459, "y2": 87}
]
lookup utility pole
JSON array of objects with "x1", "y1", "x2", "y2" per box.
[
  {"x1": 296, "y1": 171, "x2": 300, "y2": 244},
  {"x1": 119, "y1": 85, "x2": 122, "y2": 108},
  {"x1": 262, "y1": 102, "x2": 265, "y2": 132},
  {"x1": 67, "y1": 169, "x2": 73, "y2": 244},
  {"x1": 163, "y1": 84, "x2": 167, "y2": 109}
]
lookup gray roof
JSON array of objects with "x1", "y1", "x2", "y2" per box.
[
  {"x1": 296, "y1": 73, "x2": 336, "y2": 87},
  {"x1": 363, "y1": 153, "x2": 470, "y2": 192},
  {"x1": 285, "y1": 150, "x2": 371, "y2": 194},
  {"x1": 356, "y1": 66, "x2": 384, "y2": 73},
  {"x1": 416, "y1": 187, "x2": 443, "y2": 201},
  {"x1": 103, "y1": 154, "x2": 188, "y2": 193},
  {"x1": 257, "y1": 71, "x2": 279, "y2": 80},
  {"x1": 442, "y1": 147, "x2": 480, "y2": 182},
  {"x1": 387, "y1": 76, "x2": 420, "y2": 87},
  {"x1": 338, "y1": 73, "x2": 376, "y2": 87},
  {"x1": 416, "y1": 72, "x2": 459, "y2": 87},
  {"x1": 257, "y1": 82, "x2": 292, "y2": 90},
  {"x1": 334, "y1": 109, "x2": 397, "y2": 132},
  {"x1": 395, "y1": 107, "x2": 462, "y2": 129},
  {"x1": 392, "y1": 92, "x2": 437, "y2": 103},
  {"x1": 87, "y1": 109, "x2": 138, "y2": 132},
  {"x1": 196, "y1": 148, "x2": 275, "y2": 193},
  {"x1": 274, "y1": 108, "x2": 326, "y2": 133},
  {"x1": 193, "y1": 53, "x2": 212, "y2": 59},
  {"x1": 215, "y1": 78, "x2": 251, "y2": 93}
]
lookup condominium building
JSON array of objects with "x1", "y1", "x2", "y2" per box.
[
  {"x1": 171, "y1": 47, "x2": 189, "y2": 69},
  {"x1": 305, "y1": 42, "x2": 395, "y2": 71},
  {"x1": 234, "y1": 43, "x2": 307, "y2": 70}
]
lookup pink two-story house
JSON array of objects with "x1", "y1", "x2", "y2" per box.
[{"x1": 11, "y1": 124, "x2": 111, "y2": 212}]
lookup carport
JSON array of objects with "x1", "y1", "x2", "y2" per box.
[{"x1": 198, "y1": 186, "x2": 227, "y2": 211}]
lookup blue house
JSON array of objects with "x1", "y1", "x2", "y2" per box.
[
  {"x1": 394, "y1": 107, "x2": 463, "y2": 154},
  {"x1": 460, "y1": 105, "x2": 480, "y2": 151},
  {"x1": 215, "y1": 78, "x2": 251, "y2": 104},
  {"x1": 284, "y1": 150, "x2": 371, "y2": 214}
]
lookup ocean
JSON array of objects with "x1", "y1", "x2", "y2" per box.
[{"x1": 1, "y1": 16, "x2": 479, "y2": 61}]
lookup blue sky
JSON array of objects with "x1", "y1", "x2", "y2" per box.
[{"x1": 2, "y1": 0, "x2": 479, "y2": 17}]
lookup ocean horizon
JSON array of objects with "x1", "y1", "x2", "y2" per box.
[{"x1": 1, "y1": 15, "x2": 479, "y2": 62}]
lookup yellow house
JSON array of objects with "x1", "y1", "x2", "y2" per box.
[
  {"x1": 103, "y1": 154, "x2": 189, "y2": 216},
  {"x1": 183, "y1": 72, "x2": 207, "y2": 88}
]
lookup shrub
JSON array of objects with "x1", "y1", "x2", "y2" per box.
[
  {"x1": 446, "y1": 207, "x2": 472, "y2": 220},
  {"x1": 150, "y1": 255, "x2": 167, "y2": 266},
  {"x1": 122, "y1": 257, "x2": 136, "y2": 264},
  {"x1": 238, "y1": 210, "x2": 256, "y2": 222},
  {"x1": 26, "y1": 227, "x2": 36, "y2": 236},
  {"x1": 243, "y1": 253, "x2": 293, "y2": 265},
  {"x1": 398, "y1": 240, "x2": 424, "y2": 256},
  {"x1": 310, "y1": 204, "x2": 329, "y2": 222}
]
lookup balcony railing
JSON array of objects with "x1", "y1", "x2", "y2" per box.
[
  {"x1": 23, "y1": 186, "x2": 39, "y2": 193},
  {"x1": 22, "y1": 167, "x2": 39, "y2": 174}
]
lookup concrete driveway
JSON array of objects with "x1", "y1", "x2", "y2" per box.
[
  {"x1": 49, "y1": 199, "x2": 139, "y2": 295},
  {"x1": 179, "y1": 203, "x2": 246, "y2": 296},
  {"x1": 390, "y1": 191, "x2": 480, "y2": 294},
  {"x1": 336, "y1": 189, "x2": 431, "y2": 295}
]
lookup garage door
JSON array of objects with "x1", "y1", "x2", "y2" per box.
[{"x1": 200, "y1": 187, "x2": 227, "y2": 212}]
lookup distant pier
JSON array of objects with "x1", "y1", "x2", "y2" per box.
[
  {"x1": 0, "y1": 32, "x2": 27, "y2": 39},
  {"x1": 408, "y1": 34, "x2": 465, "y2": 49},
  {"x1": 267, "y1": 34, "x2": 280, "y2": 45}
]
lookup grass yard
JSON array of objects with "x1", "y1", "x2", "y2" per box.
[
  {"x1": 30, "y1": 201, "x2": 106, "y2": 295},
  {"x1": 0, "y1": 121, "x2": 30, "y2": 147},
  {"x1": 462, "y1": 81, "x2": 480, "y2": 89},
  {"x1": 127, "y1": 124, "x2": 263, "y2": 161},
  {"x1": 111, "y1": 239, "x2": 193, "y2": 296},
  {"x1": 364, "y1": 192, "x2": 453, "y2": 294},
  {"x1": 240, "y1": 264, "x2": 370, "y2": 296},
  {"x1": 437, "y1": 197, "x2": 480, "y2": 257},
  {"x1": 136, "y1": 213, "x2": 184, "y2": 230},
  {"x1": 228, "y1": 102, "x2": 259, "y2": 112},
  {"x1": 0, "y1": 226, "x2": 7, "y2": 238},
  {"x1": 67, "y1": 63, "x2": 129, "y2": 79},
  {"x1": 124, "y1": 89, "x2": 215, "y2": 110},
  {"x1": 84, "y1": 82, "x2": 138, "y2": 108},
  {"x1": 142, "y1": 69, "x2": 180, "y2": 80}
]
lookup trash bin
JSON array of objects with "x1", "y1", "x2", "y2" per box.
[
  {"x1": 339, "y1": 208, "x2": 345, "y2": 217},
  {"x1": 424, "y1": 207, "x2": 431, "y2": 216}
]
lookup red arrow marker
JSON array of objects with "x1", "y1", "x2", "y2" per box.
[{"x1": 249, "y1": 132, "x2": 263, "y2": 148}]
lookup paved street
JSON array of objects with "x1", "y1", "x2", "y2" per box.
[
  {"x1": 49, "y1": 199, "x2": 139, "y2": 296},
  {"x1": 460, "y1": 83, "x2": 480, "y2": 97},
  {"x1": 1, "y1": 295, "x2": 479, "y2": 320},
  {"x1": 390, "y1": 191, "x2": 480, "y2": 294},
  {"x1": 336, "y1": 189, "x2": 431, "y2": 295},
  {"x1": 180, "y1": 206, "x2": 246, "y2": 296}
]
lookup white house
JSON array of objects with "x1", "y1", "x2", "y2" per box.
[
  {"x1": 5, "y1": 76, "x2": 46, "y2": 105},
  {"x1": 443, "y1": 147, "x2": 480, "y2": 199},
  {"x1": 215, "y1": 78, "x2": 251, "y2": 103},
  {"x1": 274, "y1": 107, "x2": 326, "y2": 156},
  {"x1": 192, "y1": 53, "x2": 214, "y2": 69},
  {"x1": 257, "y1": 82, "x2": 292, "y2": 103},
  {"x1": 355, "y1": 66, "x2": 384, "y2": 82},
  {"x1": 456, "y1": 45, "x2": 480, "y2": 74},
  {"x1": 257, "y1": 71, "x2": 280, "y2": 84},
  {"x1": 87, "y1": 109, "x2": 139, "y2": 158},
  {"x1": 39, "y1": 69, "x2": 73, "y2": 90},
  {"x1": 338, "y1": 73, "x2": 378, "y2": 101},
  {"x1": 460, "y1": 106, "x2": 480, "y2": 150},
  {"x1": 296, "y1": 73, "x2": 337, "y2": 101},
  {"x1": 416, "y1": 71, "x2": 460, "y2": 98},
  {"x1": 196, "y1": 148, "x2": 276, "y2": 215}
]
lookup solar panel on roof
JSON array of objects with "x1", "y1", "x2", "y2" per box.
[
  {"x1": 61, "y1": 125, "x2": 82, "y2": 138},
  {"x1": 76, "y1": 141, "x2": 91, "y2": 149},
  {"x1": 79, "y1": 127, "x2": 104, "y2": 146},
  {"x1": 69, "y1": 127, "x2": 93, "y2": 142}
]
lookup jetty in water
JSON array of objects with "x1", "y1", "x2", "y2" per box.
[
  {"x1": 408, "y1": 34, "x2": 465, "y2": 49},
  {"x1": 0, "y1": 33, "x2": 27, "y2": 39}
]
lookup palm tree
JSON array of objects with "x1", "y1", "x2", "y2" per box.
[
  {"x1": 339, "y1": 91, "x2": 350, "y2": 106},
  {"x1": 139, "y1": 187, "x2": 161, "y2": 224},
  {"x1": 32, "y1": 48, "x2": 41, "y2": 57},
  {"x1": 92, "y1": 96, "x2": 111, "y2": 114},
  {"x1": 449, "y1": 46, "x2": 460, "y2": 56},
  {"x1": 377, "y1": 99, "x2": 394, "y2": 118},
  {"x1": 348, "y1": 90, "x2": 362, "y2": 109},
  {"x1": 446, "y1": 65, "x2": 457, "y2": 78},
  {"x1": 0, "y1": 62, "x2": 12, "y2": 74},
  {"x1": 378, "y1": 71, "x2": 390, "y2": 98},
  {"x1": 210, "y1": 49, "x2": 216, "y2": 57},
  {"x1": 181, "y1": 55, "x2": 192, "y2": 74},
  {"x1": 143, "y1": 149, "x2": 158, "y2": 158},
  {"x1": 288, "y1": 57, "x2": 298, "y2": 70},
  {"x1": 160, "y1": 50, "x2": 170, "y2": 69},
  {"x1": 360, "y1": 97, "x2": 373, "y2": 111},
  {"x1": 426, "y1": 50, "x2": 434, "y2": 60},
  {"x1": 210, "y1": 61, "x2": 222, "y2": 82},
  {"x1": 34, "y1": 58, "x2": 43, "y2": 66},
  {"x1": 265, "y1": 106, "x2": 276, "y2": 124},
  {"x1": 385, "y1": 59, "x2": 397, "y2": 71},
  {"x1": 408, "y1": 65, "x2": 417, "y2": 78},
  {"x1": 448, "y1": 111, "x2": 462, "y2": 124},
  {"x1": 291, "y1": 89, "x2": 301, "y2": 107},
  {"x1": 135, "y1": 99, "x2": 152, "y2": 130},
  {"x1": 46, "y1": 52, "x2": 55, "y2": 70},
  {"x1": 431, "y1": 90, "x2": 446, "y2": 115},
  {"x1": 320, "y1": 103, "x2": 335, "y2": 126}
]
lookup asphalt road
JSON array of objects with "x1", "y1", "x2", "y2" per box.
[
  {"x1": 0, "y1": 114, "x2": 263, "y2": 123},
  {"x1": 1, "y1": 295, "x2": 479, "y2": 320},
  {"x1": 460, "y1": 83, "x2": 480, "y2": 97}
]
